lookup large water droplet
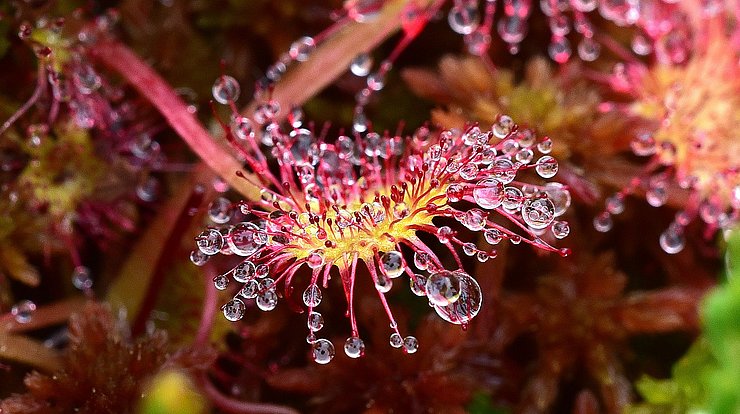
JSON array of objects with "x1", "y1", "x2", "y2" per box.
[
  {"x1": 473, "y1": 178, "x2": 505, "y2": 209},
  {"x1": 433, "y1": 273, "x2": 482, "y2": 325},
  {"x1": 426, "y1": 271, "x2": 462, "y2": 306},
  {"x1": 227, "y1": 222, "x2": 262, "y2": 256},
  {"x1": 256, "y1": 290, "x2": 278, "y2": 311},
  {"x1": 213, "y1": 274, "x2": 229, "y2": 290}
]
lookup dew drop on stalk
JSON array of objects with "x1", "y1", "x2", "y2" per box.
[
  {"x1": 308, "y1": 311, "x2": 324, "y2": 332},
  {"x1": 473, "y1": 178, "x2": 504, "y2": 209},
  {"x1": 350, "y1": 53, "x2": 372, "y2": 76},
  {"x1": 256, "y1": 290, "x2": 278, "y2": 311},
  {"x1": 212, "y1": 75, "x2": 240, "y2": 104},
  {"x1": 208, "y1": 197, "x2": 233, "y2": 224},
  {"x1": 302, "y1": 284, "x2": 323, "y2": 307},
  {"x1": 426, "y1": 271, "x2": 462, "y2": 306},
  {"x1": 403, "y1": 336, "x2": 419, "y2": 354},
  {"x1": 593, "y1": 212, "x2": 613, "y2": 232},
  {"x1": 196, "y1": 228, "x2": 224, "y2": 255},
  {"x1": 213, "y1": 274, "x2": 229, "y2": 290},
  {"x1": 660, "y1": 226, "x2": 685, "y2": 254},
  {"x1": 410, "y1": 274, "x2": 427, "y2": 296},
  {"x1": 380, "y1": 250, "x2": 404, "y2": 278},
  {"x1": 433, "y1": 273, "x2": 482, "y2": 325},
  {"x1": 11, "y1": 300, "x2": 36, "y2": 324},
  {"x1": 521, "y1": 197, "x2": 556, "y2": 230},
  {"x1": 240, "y1": 280, "x2": 260, "y2": 299},
  {"x1": 72, "y1": 266, "x2": 93, "y2": 290},
  {"x1": 344, "y1": 336, "x2": 365, "y2": 358},
  {"x1": 232, "y1": 261, "x2": 256, "y2": 283},
  {"x1": 222, "y1": 299, "x2": 246, "y2": 321},
  {"x1": 190, "y1": 249, "x2": 209, "y2": 266},
  {"x1": 312, "y1": 338, "x2": 335, "y2": 364},
  {"x1": 389, "y1": 332, "x2": 403, "y2": 348},
  {"x1": 535, "y1": 155, "x2": 559, "y2": 178}
]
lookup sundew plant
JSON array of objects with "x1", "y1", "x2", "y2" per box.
[{"x1": 0, "y1": 0, "x2": 737, "y2": 413}]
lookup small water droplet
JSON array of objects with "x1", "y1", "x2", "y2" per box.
[
  {"x1": 222, "y1": 299, "x2": 246, "y2": 321},
  {"x1": 212, "y1": 75, "x2": 240, "y2": 105},
  {"x1": 403, "y1": 336, "x2": 419, "y2": 354},
  {"x1": 380, "y1": 251, "x2": 405, "y2": 278},
  {"x1": 350, "y1": 53, "x2": 373, "y2": 76},
  {"x1": 389, "y1": 332, "x2": 403, "y2": 348},
  {"x1": 311, "y1": 338, "x2": 335, "y2": 364},
  {"x1": 12, "y1": 300, "x2": 36, "y2": 324},
  {"x1": 302, "y1": 284, "x2": 323, "y2": 307},
  {"x1": 344, "y1": 336, "x2": 365, "y2": 358},
  {"x1": 71, "y1": 266, "x2": 93, "y2": 290}
]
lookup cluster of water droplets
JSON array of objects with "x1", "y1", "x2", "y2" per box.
[
  {"x1": 443, "y1": 0, "x2": 702, "y2": 64},
  {"x1": 199, "y1": 73, "x2": 571, "y2": 361}
]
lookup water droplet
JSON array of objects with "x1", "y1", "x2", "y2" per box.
[
  {"x1": 403, "y1": 336, "x2": 419, "y2": 354},
  {"x1": 631, "y1": 133, "x2": 657, "y2": 156},
  {"x1": 233, "y1": 261, "x2": 256, "y2": 283},
  {"x1": 367, "y1": 71, "x2": 385, "y2": 91},
  {"x1": 212, "y1": 75, "x2": 240, "y2": 105},
  {"x1": 446, "y1": 184, "x2": 465, "y2": 202},
  {"x1": 521, "y1": 197, "x2": 556, "y2": 230},
  {"x1": 311, "y1": 338, "x2": 335, "y2": 364},
  {"x1": 484, "y1": 228, "x2": 503, "y2": 244},
  {"x1": 544, "y1": 183, "x2": 571, "y2": 217},
  {"x1": 426, "y1": 271, "x2": 462, "y2": 306},
  {"x1": 551, "y1": 221, "x2": 570, "y2": 239},
  {"x1": 136, "y1": 176, "x2": 160, "y2": 202},
  {"x1": 306, "y1": 250, "x2": 325, "y2": 269},
  {"x1": 433, "y1": 273, "x2": 482, "y2": 325},
  {"x1": 289, "y1": 36, "x2": 315, "y2": 62},
  {"x1": 493, "y1": 115, "x2": 514, "y2": 139},
  {"x1": 73, "y1": 65, "x2": 101, "y2": 94},
  {"x1": 257, "y1": 290, "x2": 278, "y2": 311},
  {"x1": 393, "y1": 202, "x2": 409, "y2": 219},
  {"x1": 196, "y1": 228, "x2": 224, "y2": 255},
  {"x1": 448, "y1": 4, "x2": 480, "y2": 35},
  {"x1": 548, "y1": 36, "x2": 572, "y2": 63},
  {"x1": 389, "y1": 332, "x2": 403, "y2": 348},
  {"x1": 374, "y1": 271, "x2": 393, "y2": 293},
  {"x1": 190, "y1": 249, "x2": 210, "y2": 266},
  {"x1": 438, "y1": 226, "x2": 453, "y2": 243},
  {"x1": 660, "y1": 226, "x2": 685, "y2": 254},
  {"x1": 208, "y1": 197, "x2": 233, "y2": 224},
  {"x1": 462, "y1": 242, "x2": 477, "y2": 256},
  {"x1": 71, "y1": 266, "x2": 93, "y2": 290},
  {"x1": 302, "y1": 284, "x2": 323, "y2": 307},
  {"x1": 537, "y1": 137, "x2": 553, "y2": 154},
  {"x1": 473, "y1": 178, "x2": 505, "y2": 209},
  {"x1": 410, "y1": 274, "x2": 427, "y2": 296},
  {"x1": 577, "y1": 37, "x2": 600, "y2": 61},
  {"x1": 344, "y1": 336, "x2": 365, "y2": 358},
  {"x1": 535, "y1": 156, "x2": 558, "y2": 178},
  {"x1": 631, "y1": 34, "x2": 652, "y2": 55},
  {"x1": 350, "y1": 53, "x2": 372, "y2": 76},
  {"x1": 460, "y1": 208, "x2": 487, "y2": 231},
  {"x1": 491, "y1": 158, "x2": 517, "y2": 184},
  {"x1": 222, "y1": 299, "x2": 246, "y2": 321},
  {"x1": 227, "y1": 222, "x2": 262, "y2": 256},
  {"x1": 502, "y1": 186, "x2": 524, "y2": 211},
  {"x1": 231, "y1": 116, "x2": 254, "y2": 140},
  {"x1": 646, "y1": 184, "x2": 667, "y2": 207},
  {"x1": 307, "y1": 311, "x2": 324, "y2": 332},
  {"x1": 380, "y1": 251, "x2": 405, "y2": 278},
  {"x1": 606, "y1": 194, "x2": 625, "y2": 215},
  {"x1": 593, "y1": 212, "x2": 613, "y2": 232},
  {"x1": 239, "y1": 279, "x2": 260, "y2": 299},
  {"x1": 213, "y1": 274, "x2": 229, "y2": 290},
  {"x1": 12, "y1": 300, "x2": 36, "y2": 323},
  {"x1": 413, "y1": 251, "x2": 430, "y2": 271}
]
